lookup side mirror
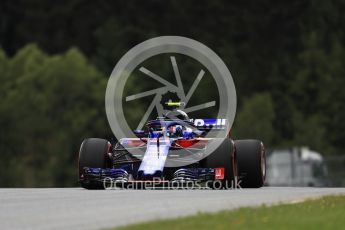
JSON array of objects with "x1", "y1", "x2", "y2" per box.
[{"x1": 134, "y1": 130, "x2": 146, "y2": 138}]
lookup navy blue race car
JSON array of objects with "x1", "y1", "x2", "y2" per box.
[{"x1": 78, "y1": 103, "x2": 266, "y2": 189}]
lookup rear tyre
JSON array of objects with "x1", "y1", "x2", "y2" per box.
[
  {"x1": 202, "y1": 138, "x2": 237, "y2": 189},
  {"x1": 78, "y1": 138, "x2": 110, "y2": 189},
  {"x1": 235, "y1": 140, "x2": 265, "y2": 188}
]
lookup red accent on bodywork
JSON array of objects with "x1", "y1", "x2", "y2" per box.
[
  {"x1": 175, "y1": 139, "x2": 209, "y2": 148},
  {"x1": 175, "y1": 140, "x2": 196, "y2": 148},
  {"x1": 215, "y1": 168, "x2": 225, "y2": 180},
  {"x1": 123, "y1": 138, "x2": 209, "y2": 148}
]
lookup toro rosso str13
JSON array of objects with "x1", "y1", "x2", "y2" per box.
[{"x1": 78, "y1": 103, "x2": 266, "y2": 189}]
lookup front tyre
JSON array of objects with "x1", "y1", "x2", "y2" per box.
[
  {"x1": 235, "y1": 140, "x2": 265, "y2": 188},
  {"x1": 202, "y1": 138, "x2": 237, "y2": 189},
  {"x1": 78, "y1": 138, "x2": 111, "y2": 189}
]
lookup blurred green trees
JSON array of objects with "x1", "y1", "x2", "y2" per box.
[
  {"x1": 0, "y1": 45, "x2": 109, "y2": 186},
  {"x1": 232, "y1": 93, "x2": 275, "y2": 146}
]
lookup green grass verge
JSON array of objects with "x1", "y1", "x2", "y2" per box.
[{"x1": 112, "y1": 195, "x2": 345, "y2": 230}]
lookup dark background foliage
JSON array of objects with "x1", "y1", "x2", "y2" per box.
[{"x1": 0, "y1": 0, "x2": 344, "y2": 186}]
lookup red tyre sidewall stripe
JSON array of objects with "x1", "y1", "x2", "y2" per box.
[
  {"x1": 106, "y1": 142, "x2": 112, "y2": 167},
  {"x1": 231, "y1": 140, "x2": 237, "y2": 179},
  {"x1": 259, "y1": 142, "x2": 266, "y2": 183}
]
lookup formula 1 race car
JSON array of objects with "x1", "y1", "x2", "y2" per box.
[{"x1": 78, "y1": 103, "x2": 266, "y2": 189}]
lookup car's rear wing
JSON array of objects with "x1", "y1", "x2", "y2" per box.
[{"x1": 191, "y1": 119, "x2": 228, "y2": 130}]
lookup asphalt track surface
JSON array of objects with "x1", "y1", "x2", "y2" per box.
[{"x1": 1, "y1": 187, "x2": 345, "y2": 230}]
